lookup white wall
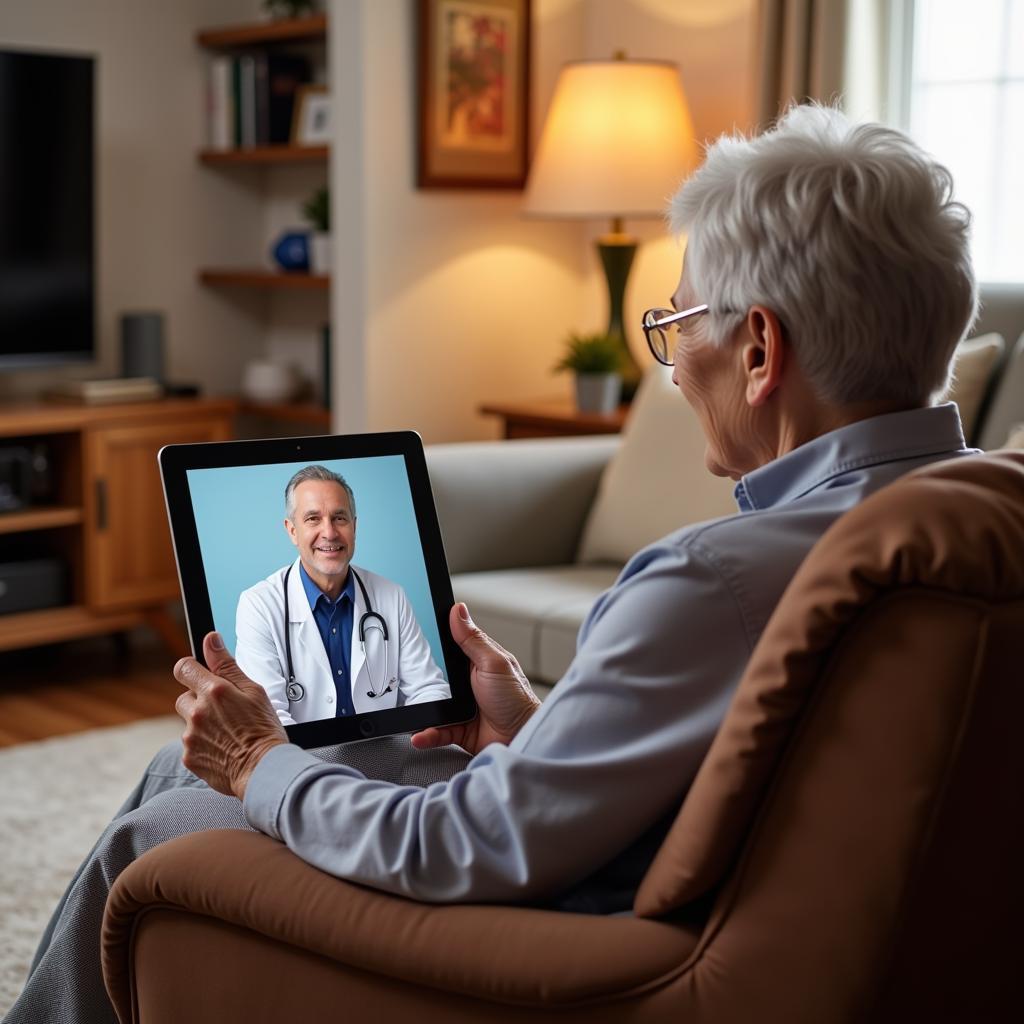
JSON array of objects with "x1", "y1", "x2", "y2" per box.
[
  {"x1": 0, "y1": 0, "x2": 270, "y2": 399},
  {"x1": 331, "y1": 0, "x2": 589, "y2": 443}
]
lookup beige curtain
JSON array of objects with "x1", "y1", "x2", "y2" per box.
[{"x1": 757, "y1": 0, "x2": 849, "y2": 128}]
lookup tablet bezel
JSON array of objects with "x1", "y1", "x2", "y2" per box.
[{"x1": 159, "y1": 430, "x2": 476, "y2": 748}]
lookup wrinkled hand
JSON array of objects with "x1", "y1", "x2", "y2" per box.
[
  {"x1": 411, "y1": 603, "x2": 541, "y2": 756},
  {"x1": 174, "y1": 632, "x2": 289, "y2": 800}
]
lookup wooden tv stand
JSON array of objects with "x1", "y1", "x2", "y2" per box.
[{"x1": 0, "y1": 397, "x2": 236, "y2": 654}]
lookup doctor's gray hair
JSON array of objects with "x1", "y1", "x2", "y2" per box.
[
  {"x1": 285, "y1": 465, "x2": 356, "y2": 521},
  {"x1": 668, "y1": 102, "x2": 977, "y2": 407}
]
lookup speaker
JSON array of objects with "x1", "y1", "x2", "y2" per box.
[{"x1": 120, "y1": 311, "x2": 165, "y2": 381}]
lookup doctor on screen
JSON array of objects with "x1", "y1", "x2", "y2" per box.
[{"x1": 235, "y1": 465, "x2": 451, "y2": 726}]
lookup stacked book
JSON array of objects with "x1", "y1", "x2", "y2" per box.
[
  {"x1": 46, "y1": 378, "x2": 164, "y2": 404},
  {"x1": 206, "y1": 53, "x2": 311, "y2": 150}
]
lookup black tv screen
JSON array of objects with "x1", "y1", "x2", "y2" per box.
[{"x1": 0, "y1": 49, "x2": 95, "y2": 368}]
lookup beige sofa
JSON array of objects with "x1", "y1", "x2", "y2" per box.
[{"x1": 428, "y1": 286, "x2": 1024, "y2": 685}]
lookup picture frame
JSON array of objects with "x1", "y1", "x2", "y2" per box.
[
  {"x1": 291, "y1": 84, "x2": 331, "y2": 146},
  {"x1": 416, "y1": 0, "x2": 531, "y2": 189}
]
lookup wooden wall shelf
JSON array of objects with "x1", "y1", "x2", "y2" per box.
[
  {"x1": 199, "y1": 269, "x2": 330, "y2": 290},
  {"x1": 0, "y1": 506, "x2": 83, "y2": 535},
  {"x1": 199, "y1": 145, "x2": 328, "y2": 166},
  {"x1": 196, "y1": 13, "x2": 327, "y2": 49}
]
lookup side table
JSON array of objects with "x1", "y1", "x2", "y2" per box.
[{"x1": 479, "y1": 399, "x2": 629, "y2": 440}]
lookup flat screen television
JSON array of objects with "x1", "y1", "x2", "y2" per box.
[{"x1": 0, "y1": 48, "x2": 95, "y2": 369}]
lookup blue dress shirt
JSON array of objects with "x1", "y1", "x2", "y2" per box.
[
  {"x1": 299, "y1": 563, "x2": 356, "y2": 718},
  {"x1": 245, "y1": 404, "x2": 976, "y2": 912}
]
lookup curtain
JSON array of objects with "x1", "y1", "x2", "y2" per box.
[{"x1": 756, "y1": 0, "x2": 849, "y2": 128}]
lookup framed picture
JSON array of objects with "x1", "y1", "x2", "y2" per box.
[
  {"x1": 292, "y1": 85, "x2": 331, "y2": 146},
  {"x1": 417, "y1": 0, "x2": 531, "y2": 189}
]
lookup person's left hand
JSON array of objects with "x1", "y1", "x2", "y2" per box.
[{"x1": 173, "y1": 632, "x2": 289, "y2": 800}]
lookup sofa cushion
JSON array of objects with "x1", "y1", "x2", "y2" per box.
[
  {"x1": 452, "y1": 565, "x2": 621, "y2": 682},
  {"x1": 427, "y1": 436, "x2": 618, "y2": 574},
  {"x1": 978, "y1": 333, "x2": 1024, "y2": 449},
  {"x1": 943, "y1": 332, "x2": 1004, "y2": 441},
  {"x1": 577, "y1": 366, "x2": 737, "y2": 566}
]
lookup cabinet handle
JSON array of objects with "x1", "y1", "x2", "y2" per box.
[{"x1": 95, "y1": 479, "x2": 108, "y2": 531}]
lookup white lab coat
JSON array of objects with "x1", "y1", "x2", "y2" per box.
[{"x1": 235, "y1": 559, "x2": 451, "y2": 725}]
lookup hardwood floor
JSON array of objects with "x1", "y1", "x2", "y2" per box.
[{"x1": 0, "y1": 631, "x2": 182, "y2": 747}]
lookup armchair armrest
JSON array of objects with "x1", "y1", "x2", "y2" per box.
[
  {"x1": 101, "y1": 829, "x2": 694, "y2": 1022},
  {"x1": 426, "y1": 436, "x2": 620, "y2": 573}
]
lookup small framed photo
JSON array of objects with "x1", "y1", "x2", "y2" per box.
[
  {"x1": 416, "y1": 0, "x2": 531, "y2": 189},
  {"x1": 292, "y1": 85, "x2": 331, "y2": 146}
]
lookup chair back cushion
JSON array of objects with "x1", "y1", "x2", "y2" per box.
[
  {"x1": 943, "y1": 332, "x2": 1004, "y2": 440},
  {"x1": 635, "y1": 451, "x2": 1024, "y2": 919},
  {"x1": 979, "y1": 332, "x2": 1024, "y2": 449},
  {"x1": 577, "y1": 366, "x2": 736, "y2": 565}
]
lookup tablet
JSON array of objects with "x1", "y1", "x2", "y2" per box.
[{"x1": 159, "y1": 431, "x2": 475, "y2": 749}]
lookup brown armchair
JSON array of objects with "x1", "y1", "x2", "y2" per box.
[{"x1": 102, "y1": 453, "x2": 1024, "y2": 1023}]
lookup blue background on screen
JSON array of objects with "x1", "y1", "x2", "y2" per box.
[{"x1": 185, "y1": 455, "x2": 445, "y2": 673}]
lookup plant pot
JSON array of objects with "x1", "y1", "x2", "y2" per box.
[
  {"x1": 574, "y1": 372, "x2": 622, "y2": 414},
  {"x1": 309, "y1": 232, "x2": 331, "y2": 275}
]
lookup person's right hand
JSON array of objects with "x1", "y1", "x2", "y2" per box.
[{"x1": 411, "y1": 603, "x2": 541, "y2": 756}]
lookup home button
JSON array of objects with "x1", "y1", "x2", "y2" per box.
[{"x1": 358, "y1": 720, "x2": 376, "y2": 738}]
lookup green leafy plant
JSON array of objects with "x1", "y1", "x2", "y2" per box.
[
  {"x1": 553, "y1": 332, "x2": 624, "y2": 375},
  {"x1": 263, "y1": 0, "x2": 316, "y2": 18},
  {"x1": 302, "y1": 186, "x2": 329, "y2": 233}
]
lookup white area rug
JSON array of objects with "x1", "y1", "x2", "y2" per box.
[{"x1": 0, "y1": 716, "x2": 182, "y2": 1015}]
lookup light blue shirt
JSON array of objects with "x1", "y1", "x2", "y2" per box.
[{"x1": 244, "y1": 404, "x2": 975, "y2": 911}]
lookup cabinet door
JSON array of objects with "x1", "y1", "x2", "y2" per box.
[{"x1": 85, "y1": 417, "x2": 232, "y2": 610}]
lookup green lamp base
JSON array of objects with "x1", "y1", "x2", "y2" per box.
[{"x1": 597, "y1": 233, "x2": 642, "y2": 402}]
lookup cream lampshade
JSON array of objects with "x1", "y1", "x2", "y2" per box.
[{"x1": 524, "y1": 56, "x2": 698, "y2": 396}]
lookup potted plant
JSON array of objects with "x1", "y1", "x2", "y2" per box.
[
  {"x1": 554, "y1": 332, "x2": 625, "y2": 414},
  {"x1": 302, "y1": 185, "x2": 330, "y2": 274}
]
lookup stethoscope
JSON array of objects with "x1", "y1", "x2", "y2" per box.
[{"x1": 282, "y1": 564, "x2": 392, "y2": 703}]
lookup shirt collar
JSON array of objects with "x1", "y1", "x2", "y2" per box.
[
  {"x1": 298, "y1": 561, "x2": 354, "y2": 610},
  {"x1": 734, "y1": 403, "x2": 970, "y2": 513}
]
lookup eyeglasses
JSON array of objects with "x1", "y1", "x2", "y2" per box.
[{"x1": 641, "y1": 304, "x2": 710, "y2": 366}]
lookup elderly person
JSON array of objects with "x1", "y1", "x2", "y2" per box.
[{"x1": 8, "y1": 104, "x2": 977, "y2": 1024}]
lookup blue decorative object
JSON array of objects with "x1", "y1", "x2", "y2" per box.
[{"x1": 271, "y1": 230, "x2": 310, "y2": 272}]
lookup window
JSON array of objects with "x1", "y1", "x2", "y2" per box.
[{"x1": 899, "y1": 0, "x2": 1024, "y2": 282}]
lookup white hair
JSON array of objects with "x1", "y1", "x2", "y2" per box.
[
  {"x1": 668, "y1": 103, "x2": 977, "y2": 406},
  {"x1": 285, "y1": 465, "x2": 356, "y2": 521}
]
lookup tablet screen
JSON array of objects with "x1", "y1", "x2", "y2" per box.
[{"x1": 182, "y1": 453, "x2": 454, "y2": 730}]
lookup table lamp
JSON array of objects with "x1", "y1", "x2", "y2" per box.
[{"x1": 523, "y1": 54, "x2": 698, "y2": 398}]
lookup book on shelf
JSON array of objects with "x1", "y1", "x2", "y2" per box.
[
  {"x1": 206, "y1": 52, "x2": 312, "y2": 150},
  {"x1": 239, "y1": 55, "x2": 257, "y2": 149},
  {"x1": 264, "y1": 53, "x2": 311, "y2": 145},
  {"x1": 207, "y1": 57, "x2": 233, "y2": 151},
  {"x1": 232, "y1": 58, "x2": 243, "y2": 147},
  {"x1": 254, "y1": 55, "x2": 269, "y2": 147}
]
